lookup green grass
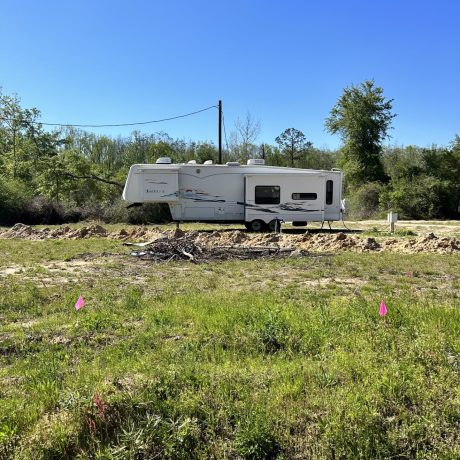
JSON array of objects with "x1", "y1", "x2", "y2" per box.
[{"x1": 0, "y1": 237, "x2": 459, "y2": 459}]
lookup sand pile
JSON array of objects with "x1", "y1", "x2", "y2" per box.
[
  {"x1": 382, "y1": 233, "x2": 460, "y2": 253},
  {"x1": 190, "y1": 230, "x2": 382, "y2": 252},
  {"x1": 0, "y1": 223, "x2": 110, "y2": 240},
  {"x1": 180, "y1": 230, "x2": 459, "y2": 254},
  {"x1": 0, "y1": 224, "x2": 162, "y2": 241}
]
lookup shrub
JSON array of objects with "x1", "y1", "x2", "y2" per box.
[
  {"x1": 101, "y1": 200, "x2": 171, "y2": 224},
  {"x1": 0, "y1": 194, "x2": 172, "y2": 226},
  {"x1": 0, "y1": 178, "x2": 29, "y2": 225},
  {"x1": 21, "y1": 197, "x2": 80, "y2": 224},
  {"x1": 346, "y1": 182, "x2": 384, "y2": 219},
  {"x1": 380, "y1": 176, "x2": 454, "y2": 219}
]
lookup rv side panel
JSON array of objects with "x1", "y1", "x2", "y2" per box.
[
  {"x1": 244, "y1": 174, "x2": 326, "y2": 224},
  {"x1": 173, "y1": 166, "x2": 245, "y2": 221}
]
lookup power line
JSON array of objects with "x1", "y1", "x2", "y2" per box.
[{"x1": 0, "y1": 104, "x2": 218, "y2": 128}]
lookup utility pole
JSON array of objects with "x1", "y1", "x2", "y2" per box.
[{"x1": 218, "y1": 100, "x2": 222, "y2": 164}]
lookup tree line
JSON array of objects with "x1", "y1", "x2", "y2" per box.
[{"x1": 0, "y1": 82, "x2": 459, "y2": 225}]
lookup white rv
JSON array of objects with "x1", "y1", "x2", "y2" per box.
[{"x1": 122, "y1": 158, "x2": 343, "y2": 231}]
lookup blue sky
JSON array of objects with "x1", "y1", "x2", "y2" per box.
[{"x1": 1, "y1": 0, "x2": 459, "y2": 150}]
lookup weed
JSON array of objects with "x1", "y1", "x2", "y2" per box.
[
  {"x1": 256, "y1": 308, "x2": 292, "y2": 354},
  {"x1": 236, "y1": 414, "x2": 281, "y2": 460},
  {"x1": 123, "y1": 286, "x2": 144, "y2": 310}
]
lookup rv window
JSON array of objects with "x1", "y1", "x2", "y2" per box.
[
  {"x1": 326, "y1": 180, "x2": 333, "y2": 205},
  {"x1": 255, "y1": 186, "x2": 280, "y2": 204},
  {"x1": 292, "y1": 193, "x2": 317, "y2": 200}
]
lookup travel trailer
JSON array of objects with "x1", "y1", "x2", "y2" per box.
[{"x1": 122, "y1": 158, "x2": 343, "y2": 231}]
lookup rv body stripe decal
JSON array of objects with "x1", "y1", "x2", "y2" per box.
[
  {"x1": 160, "y1": 189, "x2": 225, "y2": 202},
  {"x1": 237, "y1": 202, "x2": 321, "y2": 214},
  {"x1": 158, "y1": 190, "x2": 321, "y2": 214}
]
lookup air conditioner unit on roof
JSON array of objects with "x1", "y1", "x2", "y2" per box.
[{"x1": 247, "y1": 159, "x2": 265, "y2": 165}]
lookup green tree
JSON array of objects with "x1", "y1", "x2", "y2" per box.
[
  {"x1": 275, "y1": 128, "x2": 312, "y2": 167},
  {"x1": 325, "y1": 80, "x2": 396, "y2": 188},
  {"x1": 380, "y1": 141, "x2": 460, "y2": 218},
  {"x1": 0, "y1": 89, "x2": 66, "y2": 186},
  {"x1": 0, "y1": 89, "x2": 42, "y2": 178},
  {"x1": 194, "y1": 142, "x2": 218, "y2": 164},
  {"x1": 262, "y1": 144, "x2": 286, "y2": 166}
]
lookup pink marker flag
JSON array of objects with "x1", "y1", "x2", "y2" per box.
[
  {"x1": 75, "y1": 295, "x2": 85, "y2": 310},
  {"x1": 379, "y1": 300, "x2": 388, "y2": 317}
]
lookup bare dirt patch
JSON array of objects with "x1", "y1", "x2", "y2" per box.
[
  {"x1": 1, "y1": 254, "x2": 128, "y2": 286},
  {"x1": 356, "y1": 219, "x2": 460, "y2": 236},
  {"x1": 0, "y1": 264, "x2": 24, "y2": 277}
]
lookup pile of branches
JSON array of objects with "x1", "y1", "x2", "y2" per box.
[
  {"x1": 126, "y1": 236, "x2": 296, "y2": 263},
  {"x1": 128, "y1": 236, "x2": 203, "y2": 262}
]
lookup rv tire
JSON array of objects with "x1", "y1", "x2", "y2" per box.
[{"x1": 246, "y1": 220, "x2": 266, "y2": 232}]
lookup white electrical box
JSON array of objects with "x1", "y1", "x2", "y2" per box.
[{"x1": 388, "y1": 211, "x2": 398, "y2": 223}]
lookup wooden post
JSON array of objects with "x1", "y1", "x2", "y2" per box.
[{"x1": 218, "y1": 100, "x2": 222, "y2": 164}]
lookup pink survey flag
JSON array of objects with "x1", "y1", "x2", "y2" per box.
[
  {"x1": 379, "y1": 300, "x2": 388, "y2": 317},
  {"x1": 75, "y1": 295, "x2": 85, "y2": 310}
]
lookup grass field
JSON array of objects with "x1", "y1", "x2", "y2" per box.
[{"x1": 1, "y1": 225, "x2": 460, "y2": 459}]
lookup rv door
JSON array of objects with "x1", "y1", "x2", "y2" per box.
[{"x1": 244, "y1": 173, "x2": 326, "y2": 224}]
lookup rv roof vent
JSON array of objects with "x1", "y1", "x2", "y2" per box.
[
  {"x1": 156, "y1": 157, "x2": 172, "y2": 164},
  {"x1": 226, "y1": 161, "x2": 240, "y2": 166},
  {"x1": 204, "y1": 160, "x2": 213, "y2": 165},
  {"x1": 247, "y1": 158, "x2": 265, "y2": 165},
  {"x1": 187, "y1": 160, "x2": 197, "y2": 164}
]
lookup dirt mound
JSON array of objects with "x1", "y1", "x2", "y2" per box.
[
  {"x1": 112, "y1": 226, "x2": 164, "y2": 241},
  {"x1": 383, "y1": 234, "x2": 460, "y2": 253},
  {"x1": 66, "y1": 225, "x2": 109, "y2": 239},
  {"x1": 294, "y1": 233, "x2": 381, "y2": 252},
  {"x1": 1, "y1": 224, "x2": 459, "y2": 255},
  {"x1": 0, "y1": 223, "x2": 110, "y2": 240},
  {"x1": 1, "y1": 223, "x2": 34, "y2": 238},
  {"x1": 0, "y1": 224, "x2": 164, "y2": 241},
  {"x1": 48, "y1": 226, "x2": 73, "y2": 238},
  {"x1": 189, "y1": 230, "x2": 458, "y2": 255}
]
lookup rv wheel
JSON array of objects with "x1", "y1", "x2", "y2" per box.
[{"x1": 246, "y1": 220, "x2": 265, "y2": 232}]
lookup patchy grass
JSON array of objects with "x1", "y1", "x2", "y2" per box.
[
  {"x1": 0, "y1": 235, "x2": 459, "y2": 459},
  {"x1": 350, "y1": 219, "x2": 460, "y2": 239}
]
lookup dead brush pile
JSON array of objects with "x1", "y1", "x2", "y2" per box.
[{"x1": 128, "y1": 229, "x2": 296, "y2": 262}]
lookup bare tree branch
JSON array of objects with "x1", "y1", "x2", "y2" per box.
[{"x1": 61, "y1": 172, "x2": 124, "y2": 189}]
